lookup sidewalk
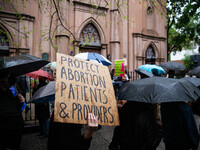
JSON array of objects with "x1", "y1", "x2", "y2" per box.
[{"x1": 20, "y1": 125, "x2": 165, "y2": 150}]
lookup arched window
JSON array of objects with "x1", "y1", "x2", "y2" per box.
[
  {"x1": 0, "y1": 27, "x2": 9, "y2": 50},
  {"x1": 146, "y1": 6, "x2": 154, "y2": 30},
  {"x1": 145, "y1": 46, "x2": 156, "y2": 64},
  {"x1": 80, "y1": 23, "x2": 101, "y2": 47}
]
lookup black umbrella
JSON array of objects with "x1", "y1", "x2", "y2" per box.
[
  {"x1": 182, "y1": 77, "x2": 200, "y2": 87},
  {"x1": 117, "y1": 77, "x2": 200, "y2": 103},
  {"x1": 187, "y1": 66, "x2": 200, "y2": 76},
  {"x1": 161, "y1": 62, "x2": 186, "y2": 70},
  {"x1": 135, "y1": 68, "x2": 154, "y2": 77},
  {"x1": 0, "y1": 55, "x2": 49, "y2": 76},
  {"x1": 29, "y1": 81, "x2": 55, "y2": 103}
]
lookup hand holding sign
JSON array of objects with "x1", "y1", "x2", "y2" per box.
[
  {"x1": 84, "y1": 113, "x2": 98, "y2": 140},
  {"x1": 88, "y1": 113, "x2": 98, "y2": 128}
]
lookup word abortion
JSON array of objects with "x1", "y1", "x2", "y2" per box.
[{"x1": 61, "y1": 67, "x2": 106, "y2": 88}]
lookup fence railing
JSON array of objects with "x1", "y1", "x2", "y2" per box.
[
  {"x1": 16, "y1": 75, "x2": 34, "y2": 121},
  {"x1": 127, "y1": 71, "x2": 140, "y2": 81}
]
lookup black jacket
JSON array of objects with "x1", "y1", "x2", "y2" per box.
[
  {"x1": 161, "y1": 102, "x2": 200, "y2": 150},
  {"x1": 0, "y1": 89, "x2": 24, "y2": 150},
  {"x1": 47, "y1": 111, "x2": 92, "y2": 150},
  {"x1": 35, "y1": 103, "x2": 50, "y2": 119},
  {"x1": 0, "y1": 89, "x2": 24, "y2": 130},
  {"x1": 109, "y1": 102, "x2": 162, "y2": 150}
]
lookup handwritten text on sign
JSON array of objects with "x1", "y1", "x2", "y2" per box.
[
  {"x1": 54, "y1": 53, "x2": 119, "y2": 126},
  {"x1": 115, "y1": 60, "x2": 125, "y2": 77}
]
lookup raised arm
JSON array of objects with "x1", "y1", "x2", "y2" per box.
[{"x1": 84, "y1": 113, "x2": 98, "y2": 140}]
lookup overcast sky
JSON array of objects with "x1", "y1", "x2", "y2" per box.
[{"x1": 170, "y1": 45, "x2": 199, "y2": 61}]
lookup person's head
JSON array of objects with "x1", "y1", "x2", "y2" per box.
[
  {"x1": 125, "y1": 69, "x2": 128, "y2": 74},
  {"x1": 152, "y1": 69, "x2": 161, "y2": 77},
  {"x1": 111, "y1": 68, "x2": 115, "y2": 75},
  {"x1": 39, "y1": 77, "x2": 46, "y2": 82},
  {"x1": 39, "y1": 76, "x2": 46, "y2": 81},
  {"x1": 141, "y1": 74, "x2": 149, "y2": 79},
  {"x1": 0, "y1": 69, "x2": 16, "y2": 91},
  {"x1": 168, "y1": 70, "x2": 175, "y2": 78},
  {"x1": 39, "y1": 77, "x2": 47, "y2": 86}
]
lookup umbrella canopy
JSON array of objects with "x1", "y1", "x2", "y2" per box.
[
  {"x1": 48, "y1": 61, "x2": 57, "y2": 69},
  {"x1": 182, "y1": 77, "x2": 200, "y2": 87},
  {"x1": 187, "y1": 66, "x2": 200, "y2": 76},
  {"x1": 0, "y1": 55, "x2": 49, "y2": 77},
  {"x1": 29, "y1": 81, "x2": 55, "y2": 103},
  {"x1": 138, "y1": 64, "x2": 165, "y2": 76},
  {"x1": 161, "y1": 62, "x2": 186, "y2": 70},
  {"x1": 117, "y1": 77, "x2": 200, "y2": 103},
  {"x1": 74, "y1": 52, "x2": 112, "y2": 66},
  {"x1": 135, "y1": 68, "x2": 154, "y2": 77},
  {"x1": 25, "y1": 69, "x2": 54, "y2": 81}
]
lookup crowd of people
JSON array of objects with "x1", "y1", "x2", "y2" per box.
[
  {"x1": 109, "y1": 67, "x2": 200, "y2": 150},
  {"x1": 0, "y1": 69, "x2": 98, "y2": 150},
  {"x1": 0, "y1": 65, "x2": 200, "y2": 150}
]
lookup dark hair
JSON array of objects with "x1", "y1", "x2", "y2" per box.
[
  {"x1": 0, "y1": 69, "x2": 16, "y2": 86},
  {"x1": 0, "y1": 69, "x2": 11, "y2": 79},
  {"x1": 152, "y1": 69, "x2": 161, "y2": 76},
  {"x1": 111, "y1": 69, "x2": 115, "y2": 74},
  {"x1": 8, "y1": 72, "x2": 17, "y2": 86}
]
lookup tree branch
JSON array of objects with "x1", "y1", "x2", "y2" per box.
[
  {"x1": 52, "y1": 0, "x2": 76, "y2": 41},
  {"x1": 0, "y1": 18, "x2": 29, "y2": 38}
]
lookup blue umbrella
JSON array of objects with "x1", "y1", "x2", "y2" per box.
[
  {"x1": 138, "y1": 64, "x2": 165, "y2": 76},
  {"x1": 74, "y1": 52, "x2": 112, "y2": 66}
]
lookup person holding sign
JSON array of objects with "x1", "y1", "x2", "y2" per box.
[
  {"x1": 49, "y1": 53, "x2": 119, "y2": 149},
  {"x1": 47, "y1": 112, "x2": 98, "y2": 150}
]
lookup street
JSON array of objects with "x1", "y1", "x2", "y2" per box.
[{"x1": 20, "y1": 125, "x2": 165, "y2": 150}]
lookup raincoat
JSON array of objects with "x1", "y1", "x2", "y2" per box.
[
  {"x1": 109, "y1": 101, "x2": 162, "y2": 150},
  {"x1": 47, "y1": 111, "x2": 92, "y2": 150},
  {"x1": 161, "y1": 102, "x2": 200, "y2": 150},
  {"x1": 0, "y1": 89, "x2": 24, "y2": 150}
]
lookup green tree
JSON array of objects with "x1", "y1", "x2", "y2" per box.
[
  {"x1": 167, "y1": 0, "x2": 200, "y2": 55},
  {"x1": 182, "y1": 54, "x2": 193, "y2": 69}
]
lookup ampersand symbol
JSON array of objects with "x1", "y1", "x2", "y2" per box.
[{"x1": 59, "y1": 102, "x2": 69, "y2": 118}]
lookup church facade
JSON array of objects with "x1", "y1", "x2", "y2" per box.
[{"x1": 0, "y1": 0, "x2": 167, "y2": 72}]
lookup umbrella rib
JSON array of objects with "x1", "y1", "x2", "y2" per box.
[
  {"x1": 179, "y1": 81, "x2": 196, "y2": 100},
  {"x1": 152, "y1": 79, "x2": 155, "y2": 103}
]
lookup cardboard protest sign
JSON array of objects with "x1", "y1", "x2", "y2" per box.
[
  {"x1": 115, "y1": 60, "x2": 125, "y2": 77},
  {"x1": 54, "y1": 53, "x2": 119, "y2": 126}
]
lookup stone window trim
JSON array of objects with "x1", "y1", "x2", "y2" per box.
[
  {"x1": 0, "y1": 27, "x2": 9, "y2": 50},
  {"x1": 145, "y1": 46, "x2": 156, "y2": 64},
  {"x1": 80, "y1": 23, "x2": 101, "y2": 47}
]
